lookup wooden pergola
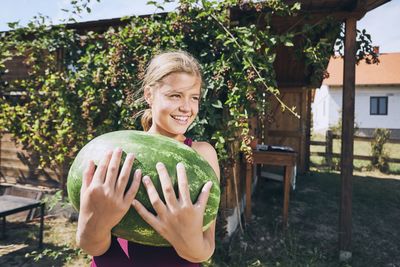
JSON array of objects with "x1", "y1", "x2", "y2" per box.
[
  {"x1": 282, "y1": 0, "x2": 390, "y2": 261},
  {"x1": 233, "y1": 0, "x2": 391, "y2": 261}
]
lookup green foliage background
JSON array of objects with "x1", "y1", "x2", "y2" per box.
[{"x1": 0, "y1": 0, "x2": 377, "y2": 189}]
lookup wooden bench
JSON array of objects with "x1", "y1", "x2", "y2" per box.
[{"x1": 0, "y1": 186, "x2": 45, "y2": 248}]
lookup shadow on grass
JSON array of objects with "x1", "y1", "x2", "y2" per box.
[
  {"x1": 0, "y1": 220, "x2": 82, "y2": 267},
  {"x1": 207, "y1": 171, "x2": 400, "y2": 267},
  {"x1": 2, "y1": 172, "x2": 399, "y2": 267}
]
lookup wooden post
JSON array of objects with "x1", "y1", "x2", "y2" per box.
[
  {"x1": 245, "y1": 161, "x2": 252, "y2": 223},
  {"x1": 326, "y1": 130, "x2": 333, "y2": 168},
  {"x1": 339, "y1": 17, "x2": 357, "y2": 262},
  {"x1": 0, "y1": 133, "x2": 2, "y2": 181},
  {"x1": 39, "y1": 203, "x2": 45, "y2": 248},
  {"x1": 305, "y1": 89, "x2": 312, "y2": 172}
]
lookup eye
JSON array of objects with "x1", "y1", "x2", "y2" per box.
[
  {"x1": 169, "y1": 94, "x2": 181, "y2": 99},
  {"x1": 192, "y1": 96, "x2": 200, "y2": 101}
]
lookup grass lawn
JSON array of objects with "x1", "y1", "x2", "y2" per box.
[
  {"x1": 1, "y1": 170, "x2": 399, "y2": 266},
  {"x1": 0, "y1": 216, "x2": 89, "y2": 266},
  {"x1": 310, "y1": 134, "x2": 400, "y2": 174},
  {"x1": 205, "y1": 170, "x2": 400, "y2": 267}
]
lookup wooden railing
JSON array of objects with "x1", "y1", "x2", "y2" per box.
[{"x1": 310, "y1": 130, "x2": 400, "y2": 167}]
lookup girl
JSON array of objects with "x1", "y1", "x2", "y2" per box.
[{"x1": 76, "y1": 51, "x2": 220, "y2": 267}]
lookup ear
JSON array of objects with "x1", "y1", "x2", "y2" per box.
[{"x1": 144, "y1": 87, "x2": 153, "y2": 107}]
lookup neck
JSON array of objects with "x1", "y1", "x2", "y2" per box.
[{"x1": 147, "y1": 125, "x2": 186, "y2": 143}]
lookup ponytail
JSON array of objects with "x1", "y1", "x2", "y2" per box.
[{"x1": 141, "y1": 108, "x2": 152, "y2": 131}]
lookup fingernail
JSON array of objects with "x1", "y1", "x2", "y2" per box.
[
  {"x1": 134, "y1": 169, "x2": 141, "y2": 177},
  {"x1": 156, "y1": 162, "x2": 164, "y2": 169},
  {"x1": 204, "y1": 181, "x2": 212, "y2": 191},
  {"x1": 127, "y1": 153, "x2": 134, "y2": 159},
  {"x1": 143, "y1": 176, "x2": 150, "y2": 185},
  {"x1": 177, "y1": 162, "x2": 185, "y2": 169},
  {"x1": 115, "y1": 147, "x2": 122, "y2": 153}
]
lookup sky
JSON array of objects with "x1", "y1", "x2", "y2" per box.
[{"x1": 0, "y1": 0, "x2": 399, "y2": 53}]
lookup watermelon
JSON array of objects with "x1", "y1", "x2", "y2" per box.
[{"x1": 67, "y1": 130, "x2": 220, "y2": 247}]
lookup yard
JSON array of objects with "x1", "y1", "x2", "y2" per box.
[
  {"x1": 1, "y1": 169, "x2": 399, "y2": 267},
  {"x1": 0, "y1": 0, "x2": 398, "y2": 266},
  {"x1": 310, "y1": 133, "x2": 400, "y2": 174}
]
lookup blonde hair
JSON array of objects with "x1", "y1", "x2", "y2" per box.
[{"x1": 140, "y1": 50, "x2": 202, "y2": 131}]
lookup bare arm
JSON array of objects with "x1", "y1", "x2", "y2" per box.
[
  {"x1": 76, "y1": 148, "x2": 141, "y2": 256},
  {"x1": 133, "y1": 142, "x2": 220, "y2": 262},
  {"x1": 187, "y1": 141, "x2": 220, "y2": 261}
]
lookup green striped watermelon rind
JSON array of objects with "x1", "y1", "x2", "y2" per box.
[{"x1": 67, "y1": 130, "x2": 220, "y2": 247}]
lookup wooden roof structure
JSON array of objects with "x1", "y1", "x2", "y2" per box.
[
  {"x1": 229, "y1": 0, "x2": 391, "y2": 88},
  {"x1": 284, "y1": 0, "x2": 387, "y2": 12}
]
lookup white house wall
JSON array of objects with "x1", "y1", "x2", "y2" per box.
[
  {"x1": 312, "y1": 85, "x2": 330, "y2": 133},
  {"x1": 355, "y1": 86, "x2": 400, "y2": 129},
  {"x1": 312, "y1": 85, "x2": 400, "y2": 134},
  {"x1": 328, "y1": 87, "x2": 342, "y2": 129}
]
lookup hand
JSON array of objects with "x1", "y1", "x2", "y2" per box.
[
  {"x1": 132, "y1": 162, "x2": 214, "y2": 262},
  {"x1": 76, "y1": 148, "x2": 141, "y2": 255}
]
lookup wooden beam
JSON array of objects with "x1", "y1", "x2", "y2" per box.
[
  {"x1": 339, "y1": 17, "x2": 357, "y2": 262},
  {"x1": 305, "y1": 89, "x2": 312, "y2": 172}
]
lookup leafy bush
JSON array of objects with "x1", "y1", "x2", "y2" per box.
[{"x1": 371, "y1": 128, "x2": 391, "y2": 172}]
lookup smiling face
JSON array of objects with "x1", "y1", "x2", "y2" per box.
[{"x1": 145, "y1": 72, "x2": 201, "y2": 141}]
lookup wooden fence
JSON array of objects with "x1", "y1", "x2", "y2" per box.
[
  {"x1": 310, "y1": 130, "x2": 400, "y2": 168},
  {"x1": 0, "y1": 133, "x2": 59, "y2": 187}
]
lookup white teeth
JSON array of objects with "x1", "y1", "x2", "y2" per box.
[{"x1": 171, "y1": 115, "x2": 190, "y2": 122}]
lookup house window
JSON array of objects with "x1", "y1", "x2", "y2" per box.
[{"x1": 370, "y1": 96, "x2": 388, "y2": 115}]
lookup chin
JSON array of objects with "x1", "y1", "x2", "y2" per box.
[
  {"x1": 171, "y1": 127, "x2": 189, "y2": 136},
  {"x1": 168, "y1": 120, "x2": 193, "y2": 135}
]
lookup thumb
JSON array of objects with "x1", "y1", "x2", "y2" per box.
[{"x1": 196, "y1": 181, "x2": 213, "y2": 212}]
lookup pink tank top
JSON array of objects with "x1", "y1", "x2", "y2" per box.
[{"x1": 91, "y1": 138, "x2": 200, "y2": 267}]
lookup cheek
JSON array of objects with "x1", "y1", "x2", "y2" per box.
[
  {"x1": 153, "y1": 96, "x2": 170, "y2": 110},
  {"x1": 154, "y1": 101, "x2": 176, "y2": 117},
  {"x1": 192, "y1": 103, "x2": 199, "y2": 115}
]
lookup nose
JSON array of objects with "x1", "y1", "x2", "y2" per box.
[{"x1": 179, "y1": 98, "x2": 191, "y2": 112}]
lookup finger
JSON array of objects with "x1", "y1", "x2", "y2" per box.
[
  {"x1": 115, "y1": 153, "x2": 135, "y2": 195},
  {"x1": 195, "y1": 181, "x2": 213, "y2": 213},
  {"x1": 156, "y1": 162, "x2": 178, "y2": 208},
  {"x1": 132, "y1": 199, "x2": 161, "y2": 233},
  {"x1": 176, "y1": 162, "x2": 191, "y2": 205},
  {"x1": 93, "y1": 150, "x2": 113, "y2": 184},
  {"x1": 81, "y1": 160, "x2": 95, "y2": 193},
  {"x1": 142, "y1": 175, "x2": 167, "y2": 215},
  {"x1": 104, "y1": 147, "x2": 123, "y2": 188},
  {"x1": 124, "y1": 169, "x2": 142, "y2": 203}
]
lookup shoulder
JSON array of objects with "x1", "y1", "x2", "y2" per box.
[
  {"x1": 191, "y1": 141, "x2": 216, "y2": 157},
  {"x1": 191, "y1": 141, "x2": 220, "y2": 180}
]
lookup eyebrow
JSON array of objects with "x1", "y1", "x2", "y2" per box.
[{"x1": 164, "y1": 89, "x2": 200, "y2": 95}]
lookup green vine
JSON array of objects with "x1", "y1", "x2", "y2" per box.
[{"x1": 0, "y1": 0, "x2": 378, "y2": 188}]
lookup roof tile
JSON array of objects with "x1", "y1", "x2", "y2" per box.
[{"x1": 323, "y1": 52, "x2": 400, "y2": 86}]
